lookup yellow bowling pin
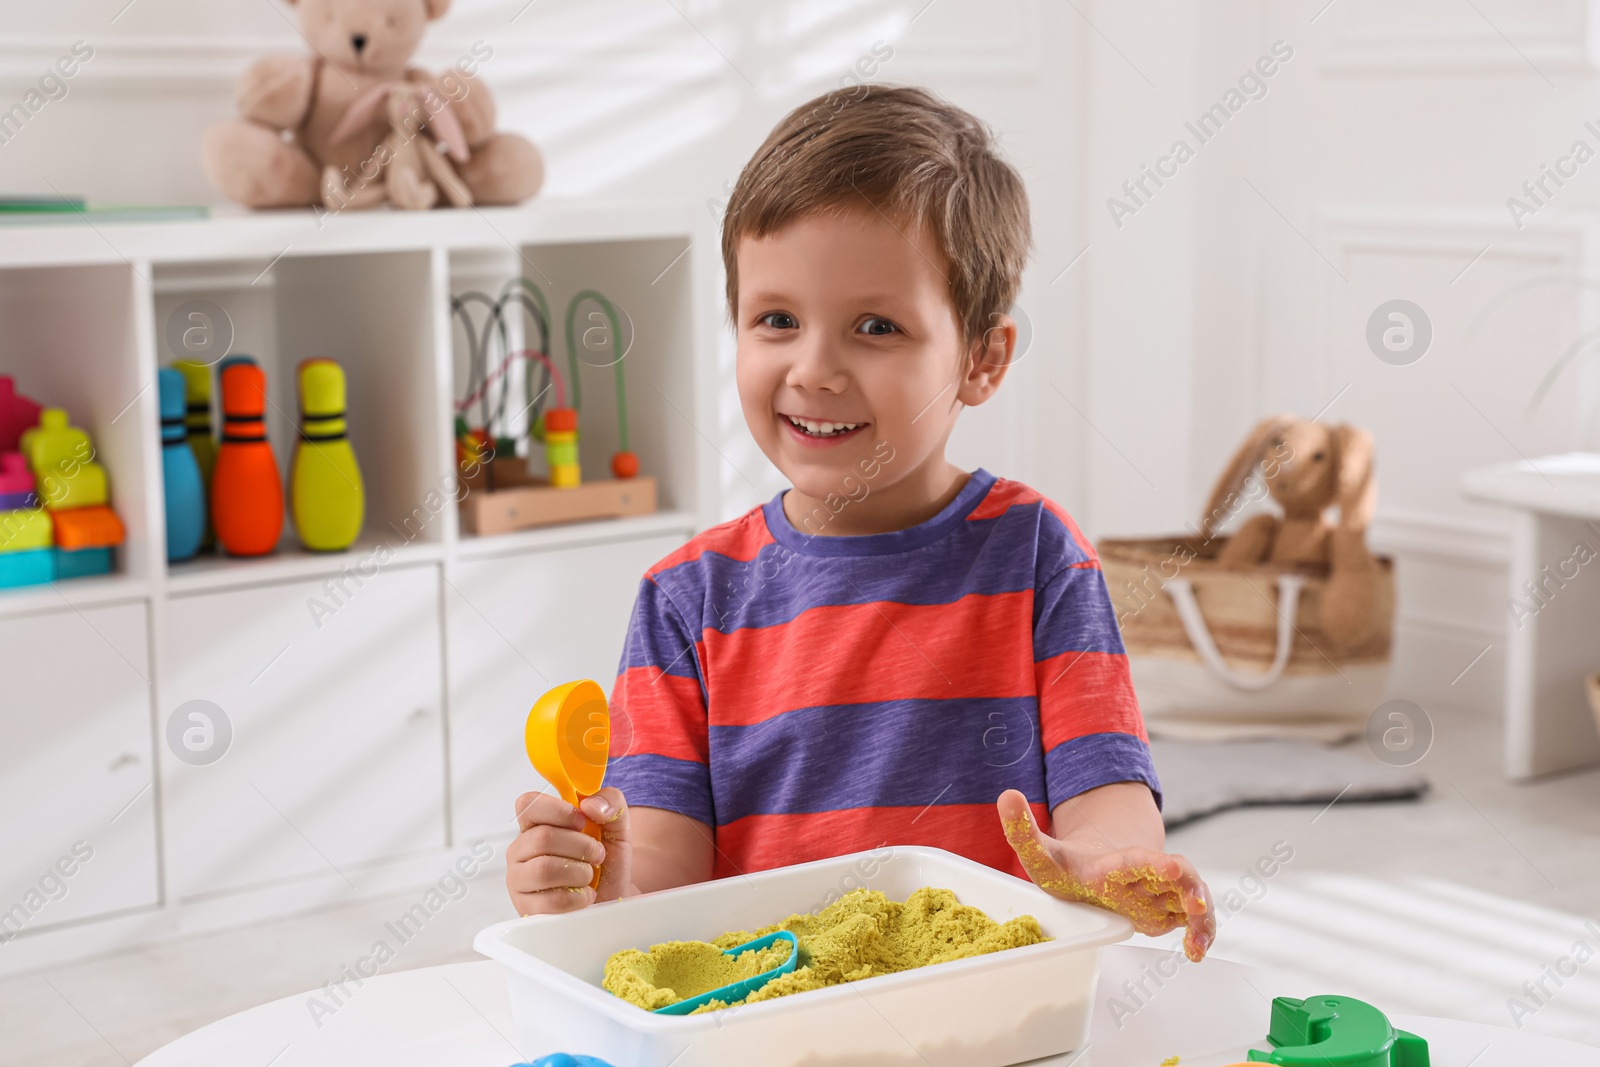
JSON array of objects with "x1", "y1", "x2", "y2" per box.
[{"x1": 291, "y1": 359, "x2": 364, "y2": 552}]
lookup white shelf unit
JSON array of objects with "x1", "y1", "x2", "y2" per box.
[{"x1": 0, "y1": 202, "x2": 713, "y2": 973}]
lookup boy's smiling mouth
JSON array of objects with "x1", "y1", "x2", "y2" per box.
[{"x1": 781, "y1": 413, "x2": 870, "y2": 444}]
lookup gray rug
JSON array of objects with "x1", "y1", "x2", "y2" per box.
[{"x1": 1152, "y1": 739, "x2": 1430, "y2": 830}]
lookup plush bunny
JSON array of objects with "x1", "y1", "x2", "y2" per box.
[
  {"x1": 1199, "y1": 415, "x2": 1382, "y2": 649},
  {"x1": 202, "y1": 0, "x2": 541, "y2": 210}
]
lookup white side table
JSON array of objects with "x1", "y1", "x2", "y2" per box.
[
  {"x1": 135, "y1": 947, "x2": 1600, "y2": 1066},
  {"x1": 1461, "y1": 452, "x2": 1600, "y2": 779}
]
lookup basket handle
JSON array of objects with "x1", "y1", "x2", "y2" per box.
[{"x1": 1161, "y1": 574, "x2": 1306, "y2": 691}]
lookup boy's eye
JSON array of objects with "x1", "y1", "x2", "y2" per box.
[
  {"x1": 758, "y1": 312, "x2": 798, "y2": 330},
  {"x1": 859, "y1": 317, "x2": 899, "y2": 336}
]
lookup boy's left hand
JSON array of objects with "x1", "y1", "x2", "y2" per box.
[{"x1": 997, "y1": 789, "x2": 1215, "y2": 962}]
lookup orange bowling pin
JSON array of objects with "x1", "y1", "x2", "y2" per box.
[{"x1": 211, "y1": 361, "x2": 283, "y2": 556}]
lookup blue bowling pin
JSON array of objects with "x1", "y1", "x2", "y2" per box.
[{"x1": 159, "y1": 368, "x2": 206, "y2": 561}]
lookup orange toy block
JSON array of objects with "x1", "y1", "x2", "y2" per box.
[{"x1": 51, "y1": 506, "x2": 125, "y2": 550}]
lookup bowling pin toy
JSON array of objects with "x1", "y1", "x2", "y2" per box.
[
  {"x1": 291, "y1": 359, "x2": 364, "y2": 552},
  {"x1": 212, "y1": 361, "x2": 283, "y2": 557},
  {"x1": 158, "y1": 368, "x2": 205, "y2": 562},
  {"x1": 172, "y1": 359, "x2": 217, "y2": 550}
]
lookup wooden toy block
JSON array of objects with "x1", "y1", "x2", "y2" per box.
[
  {"x1": 290, "y1": 358, "x2": 365, "y2": 552},
  {"x1": 458, "y1": 459, "x2": 656, "y2": 536},
  {"x1": 0, "y1": 508, "x2": 52, "y2": 553},
  {"x1": 51, "y1": 505, "x2": 125, "y2": 551},
  {"x1": 0, "y1": 376, "x2": 41, "y2": 454},
  {"x1": 54, "y1": 545, "x2": 112, "y2": 580},
  {"x1": 0, "y1": 547, "x2": 53, "y2": 588}
]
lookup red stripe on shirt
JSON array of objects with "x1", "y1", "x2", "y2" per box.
[
  {"x1": 967, "y1": 478, "x2": 1099, "y2": 563},
  {"x1": 965, "y1": 477, "x2": 1038, "y2": 522},
  {"x1": 701, "y1": 592, "x2": 1035, "y2": 726},
  {"x1": 1035, "y1": 649, "x2": 1147, "y2": 749},
  {"x1": 648, "y1": 512, "x2": 774, "y2": 578},
  {"x1": 611, "y1": 666, "x2": 709, "y2": 762},
  {"x1": 711, "y1": 802, "x2": 1052, "y2": 881}
]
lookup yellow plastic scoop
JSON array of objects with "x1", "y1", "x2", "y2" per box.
[{"x1": 525, "y1": 680, "x2": 611, "y2": 890}]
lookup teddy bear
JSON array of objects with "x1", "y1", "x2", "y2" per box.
[{"x1": 202, "y1": 0, "x2": 542, "y2": 210}]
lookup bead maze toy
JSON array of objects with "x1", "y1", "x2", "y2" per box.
[
  {"x1": 290, "y1": 358, "x2": 365, "y2": 552},
  {"x1": 451, "y1": 279, "x2": 656, "y2": 536},
  {"x1": 212, "y1": 359, "x2": 284, "y2": 557},
  {"x1": 159, "y1": 367, "x2": 207, "y2": 562}
]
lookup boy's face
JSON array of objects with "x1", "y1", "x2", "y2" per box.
[{"x1": 734, "y1": 206, "x2": 1011, "y2": 513}]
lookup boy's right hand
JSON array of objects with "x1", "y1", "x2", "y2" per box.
[{"x1": 506, "y1": 786, "x2": 632, "y2": 915}]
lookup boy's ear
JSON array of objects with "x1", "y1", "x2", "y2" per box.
[
  {"x1": 425, "y1": 0, "x2": 453, "y2": 18},
  {"x1": 956, "y1": 312, "x2": 1018, "y2": 406}
]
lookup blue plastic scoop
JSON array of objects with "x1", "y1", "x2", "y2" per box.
[{"x1": 652, "y1": 930, "x2": 800, "y2": 1015}]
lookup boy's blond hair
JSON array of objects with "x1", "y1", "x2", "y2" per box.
[{"x1": 721, "y1": 85, "x2": 1031, "y2": 346}]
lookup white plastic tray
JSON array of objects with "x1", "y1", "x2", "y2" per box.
[{"x1": 475, "y1": 846, "x2": 1133, "y2": 1067}]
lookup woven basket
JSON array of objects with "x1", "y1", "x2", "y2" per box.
[{"x1": 1100, "y1": 535, "x2": 1395, "y2": 742}]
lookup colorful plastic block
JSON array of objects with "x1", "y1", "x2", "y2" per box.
[
  {"x1": 40, "y1": 461, "x2": 108, "y2": 510},
  {"x1": 0, "y1": 509, "x2": 51, "y2": 553},
  {"x1": 24, "y1": 408, "x2": 110, "y2": 510},
  {"x1": 0, "y1": 452, "x2": 33, "y2": 496},
  {"x1": 51, "y1": 506, "x2": 125, "y2": 551},
  {"x1": 0, "y1": 547, "x2": 52, "y2": 588},
  {"x1": 1247, "y1": 995, "x2": 1429, "y2": 1066},
  {"x1": 54, "y1": 545, "x2": 112, "y2": 580},
  {"x1": 0, "y1": 377, "x2": 41, "y2": 453},
  {"x1": 0, "y1": 491, "x2": 35, "y2": 509}
]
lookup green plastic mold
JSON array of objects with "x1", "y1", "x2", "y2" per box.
[{"x1": 1247, "y1": 995, "x2": 1429, "y2": 1066}]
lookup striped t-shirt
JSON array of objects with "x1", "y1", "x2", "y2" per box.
[{"x1": 606, "y1": 469, "x2": 1160, "y2": 881}]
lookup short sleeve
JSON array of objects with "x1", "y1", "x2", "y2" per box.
[
  {"x1": 1032, "y1": 564, "x2": 1162, "y2": 810},
  {"x1": 604, "y1": 576, "x2": 715, "y2": 826}
]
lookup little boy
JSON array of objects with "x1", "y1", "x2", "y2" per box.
[{"x1": 507, "y1": 86, "x2": 1214, "y2": 961}]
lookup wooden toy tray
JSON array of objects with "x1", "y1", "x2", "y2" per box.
[{"x1": 458, "y1": 457, "x2": 656, "y2": 536}]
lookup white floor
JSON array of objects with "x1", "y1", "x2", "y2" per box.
[{"x1": 3, "y1": 700, "x2": 1598, "y2": 1065}]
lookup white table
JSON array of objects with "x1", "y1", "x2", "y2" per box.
[
  {"x1": 136, "y1": 946, "x2": 1600, "y2": 1066},
  {"x1": 1461, "y1": 452, "x2": 1600, "y2": 779}
]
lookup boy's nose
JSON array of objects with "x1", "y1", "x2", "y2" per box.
[
  {"x1": 351, "y1": 34, "x2": 369, "y2": 55},
  {"x1": 785, "y1": 341, "x2": 849, "y2": 392}
]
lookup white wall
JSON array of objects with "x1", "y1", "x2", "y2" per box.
[{"x1": 1083, "y1": 0, "x2": 1600, "y2": 715}]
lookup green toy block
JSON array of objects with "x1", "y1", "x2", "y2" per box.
[{"x1": 1247, "y1": 995, "x2": 1429, "y2": 1067}]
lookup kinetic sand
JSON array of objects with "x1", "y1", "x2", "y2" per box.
[{"x1": 604, "y1": 887, "x2": 1048, "y2": 1014}]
